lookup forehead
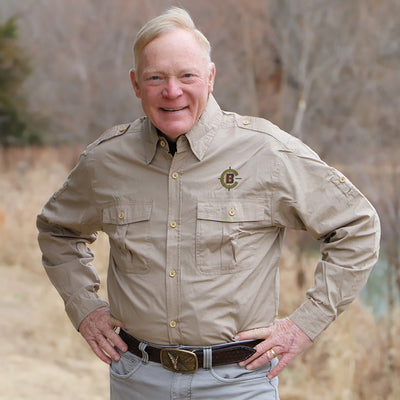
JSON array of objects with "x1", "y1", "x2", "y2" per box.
[{"x1": 139, "y1": 29, "x2": 208, "y2": 73}]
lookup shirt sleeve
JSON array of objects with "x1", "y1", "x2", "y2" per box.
[
  {"x1": 272, "y1": 138, "x2": 380, "y2": 341},
  {"x1": 36, "y1": 152, "x2": 108, "y2": 330}
]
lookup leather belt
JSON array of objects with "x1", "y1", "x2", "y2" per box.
[{"x1": 119, "y1": 329, "x2": 262, "y2": 374}]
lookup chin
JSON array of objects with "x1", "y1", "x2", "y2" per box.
[{"x1": 159, "y1": 122, "x2": 194, "y2": 138}]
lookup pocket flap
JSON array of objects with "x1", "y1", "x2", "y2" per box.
[
  {"x1": 197, "y1": 199, "x2": 267, "y2": 222},
  {"x1": 103, "y1": 201, "x2": 153, "y2": 225}
]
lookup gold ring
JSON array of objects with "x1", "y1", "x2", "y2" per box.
[{"x1": 269, "y1": 348, "x2": 277, "y2": 358}]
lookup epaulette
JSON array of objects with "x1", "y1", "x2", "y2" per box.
[
  {"x1": 235, "y1": 115, "x2": 290, "y2": 146},
  {"x1": 235, "y1": 115, "x2": 320, "y2": 160},
  {"x1": 83, "y1": 123, "x2": 131, "y2": 154}
]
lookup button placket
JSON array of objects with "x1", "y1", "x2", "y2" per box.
[{"x1": 165, "y1": 153, "x2": 182, "y2": 343}]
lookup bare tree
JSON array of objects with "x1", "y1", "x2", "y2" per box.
[{"x1": 268, "y1": 0, "x2": 399, "y2": 167}]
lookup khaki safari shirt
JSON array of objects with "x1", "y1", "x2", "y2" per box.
[{"x1": 37, "y1": 95, "x2": 380, "y2": 345}]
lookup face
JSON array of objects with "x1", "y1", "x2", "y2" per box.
[{"x1": 130, "y1": 29, "x2": 215, "y2": 141}]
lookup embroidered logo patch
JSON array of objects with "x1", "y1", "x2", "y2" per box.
[{"x1": 220, "y1": 167, "x2": 241, "y2": 190}]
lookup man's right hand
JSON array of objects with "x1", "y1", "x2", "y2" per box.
[{"x1": 78, "y1": 306, "x2": 128, "y2": 364}]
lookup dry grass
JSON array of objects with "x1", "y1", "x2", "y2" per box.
[
  {"x1": 0, "y1": 146, "x2": 398, "y2": 399},
  {"x1": 0, "y1": 146, "x2": 110, "y2": 400},
  {"x1": 280, "y1": 248, "x2": 400, "y2": 400}
]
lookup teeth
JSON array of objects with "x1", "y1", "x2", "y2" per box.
[{"x1": 163, "y1": 107, "x2": 185, "y2": 111}]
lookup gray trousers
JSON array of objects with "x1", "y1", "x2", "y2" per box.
[{"x1": 110, "y1": 347, "x2": 279, "y2": 399}]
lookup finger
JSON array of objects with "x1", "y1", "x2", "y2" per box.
[
  {"x1": 268, "y1": 348, "x2": 278, "y2": 359},
  {"x1": 235, "y1": 326, "x2": 272, "y2": 341},
  {"x1": 244, "y1": 351, "x2": 272, "y2": 370},
  {"x1": 106, "y1": 329, "x2": 128, "y2": 353},
  {"x1": 241, "y1": 345, "x2": 281, "y2": 370},
  {"x1": 239, "y1": 343, "x2": 269, "y2": 367},
  {"x1": 106, "y1": 316, "x2": 128, "y2": 351},
  {"x1": 109, "y1": 316, "x2": 126, "y2": 329},
  {"x1": 98, "y1": 335, "x2": 122, "y2": 362},
  {"x1": 267, "y1": 353, "x2": 292, "y2": 379},
  {"x1": 87, "y1": 338, "x2": 112, "y2": 364},
  {"x1": 238, "y1": 337, "x2": 277, "y2": 367}
]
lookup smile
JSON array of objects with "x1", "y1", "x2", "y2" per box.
[{"x1": 161, "y1": 106, "x2": 187, "y2": 112}]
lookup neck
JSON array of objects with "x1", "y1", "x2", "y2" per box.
[{"x1": 157, "y1": 129, "x2": 178, "y2": 156}]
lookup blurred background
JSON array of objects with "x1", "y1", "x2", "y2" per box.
[{"x1": 0, "y1": 0, "x2": 399, "y2": 399}]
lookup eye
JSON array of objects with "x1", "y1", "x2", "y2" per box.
[
  {"x1": 144, "y1": 74, "x2": 165, "y2": 86},
  {"x1": 144, "y1": 74, "x2": 164, "y2": 82},
  {"x1": 180, "y1": 72, "x2": 197, "y2": 83}
]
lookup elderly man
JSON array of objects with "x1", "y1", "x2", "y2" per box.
[{"x1": 37, "y1": 7, "x2": 380, "y2": 400}]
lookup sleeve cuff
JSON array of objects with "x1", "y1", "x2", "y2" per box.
[
  {"x1": 289, "y1": 299, "x2": 336, "y2": 341},
  {"x1": 65, "y1": 289, "x2": 109, "y2": 330}
]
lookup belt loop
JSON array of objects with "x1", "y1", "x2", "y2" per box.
[
  {"x1": 139, "y1": 341, "x2": 149, "y2": 364},
  {"x1": 203, "y1": 347, "x2": 212, "y2": 369}
]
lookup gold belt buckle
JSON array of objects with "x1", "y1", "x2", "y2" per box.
[{"x1": 160, "y1": 348, "x2": 198, "y2": 373}]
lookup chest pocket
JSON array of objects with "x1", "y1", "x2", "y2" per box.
[
  {"x1": 102, "y1": 201, "x2": 153, "y2": 274},
  {"x1": 196, "y1": 199, "x2": 269, "y2": 274}
]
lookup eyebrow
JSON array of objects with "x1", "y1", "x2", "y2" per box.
[{"x1": 142, "y1": 67, "x2": 203, "y2": 77}]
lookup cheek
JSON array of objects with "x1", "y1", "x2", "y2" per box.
[
  {"x1": 140, "y1": 89, "x2": 159, "y2": 107},
  {"x1": 194, "y1": 90, "x2": 210, "y2": 110}
]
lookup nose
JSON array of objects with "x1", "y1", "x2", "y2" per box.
[{"x1": 162, "y1": 77, "x2": 183, "y2": 99}]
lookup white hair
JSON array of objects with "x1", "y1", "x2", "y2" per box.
[{"x1": 133, "y1": 7, "x2": 212, "y2": 72}]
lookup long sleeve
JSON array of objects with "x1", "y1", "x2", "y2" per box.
[
  {"x1": 37, "y1": 152, "x2": 108, "y2": 330},
  {"x1": 273, "y1": 138, "x2": 380, "y2": 340}
]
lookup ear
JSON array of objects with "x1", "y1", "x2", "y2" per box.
[
  {"x1": 208, "y1": 63, "x2": 216, "y2": 93},
  {"x1": 129, "y1": 68, "x2": 142, "y2": 99}
]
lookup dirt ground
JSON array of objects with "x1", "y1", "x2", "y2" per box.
[{"x1": 0, "y1": 265, "x2": 109, "y2": 400}]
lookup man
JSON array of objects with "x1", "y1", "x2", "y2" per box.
[{"x1": 37, "y1": 7, "x2": 380, "y2": 399}]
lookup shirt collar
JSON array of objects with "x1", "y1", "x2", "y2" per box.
[
  {"x1": 184, "y1": 94, "x2": 222, "y2": 161},
  {"x1": 144, "y1": 94, "x2": 222, "y2": 164},
  {"x1": 143, "y1": 120, "x2": 160, "y2": 164}
]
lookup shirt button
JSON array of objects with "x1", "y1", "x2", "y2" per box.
[
  {"x1": 169, "y1": 270, "x2": 177, "y2": 278},
  {"x1": 339, "y1": 176, "x2": 346, "y2": 183},
  {"x1": 172, "y1": 172, "x2": 179, "y2": 179},
  {"x1": 119, "y1": 126, "x2": 126, "y2": 132},
  {"x1": 160, "y1": 140, "x2": 166, "y2": 148},
  {"x1": 118, "y1": 211, "x2": 125, "y2": 219},
  {"x1": 242, "y1": 119, "x2": 250, "y2": 125},
  {"x1": 170, "y1": 320, "x2": 177, "y2": 328},
  {"x1": 170, "y1": 221, "x2": 177, "y2": 228},
  {"x1": 229, "y1": 208, "x2": 236, "y2": 216}
]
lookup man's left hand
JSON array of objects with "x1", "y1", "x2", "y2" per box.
[{"x1": 235, "y1": 318, "x2": 312, "y2": 379}]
